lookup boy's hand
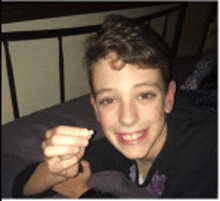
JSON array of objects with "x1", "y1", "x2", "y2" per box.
[
  {"x1": 41, "y1": 126, "x2": 93, "y2": 184},
  {"x1": 53, "y1": 160, "x2": 91, "y2": 198}
]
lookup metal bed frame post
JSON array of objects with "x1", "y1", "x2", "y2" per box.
[
  {"x1": 171, "y1": 3, "x2": 188, "y2": 59},
  {"x1": 58, "y1": 36, "x2": 65, "y2": 103},
  {"x1": 3, "y1": 41, "x2": 20, "y2": 119},
  {"x1": 162, "y1": 13, "x2": 169, "y2": 40}
]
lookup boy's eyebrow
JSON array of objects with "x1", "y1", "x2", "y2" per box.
[
  {"x1": 95, "y1": 88, "x2": 114, "y2": 96},
  {"x1": 95, "y1": 82, "x2": 161, "y2": 96},
  {"x1": 133, "y1": 82, "x2": 161, "y2": 90}
]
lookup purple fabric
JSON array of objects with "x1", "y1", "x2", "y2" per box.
[
  {"x1": 89, "y1": 170, "x2": 152, "y2": 198},
  {"x1": 89, "y1": 165, "x2": 166, "y2": 198},
  {"x1": 129, "y1": 164, "x2": 136, "y2": 182},
  {"x1": 146, "y1": 170, "x2": 166, "y2": 197}
]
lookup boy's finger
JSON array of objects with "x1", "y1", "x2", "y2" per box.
[
  {"x1": 44, "y1": 146, "x2": 80, "y2": 157},
  {"x1": 48, "y1": 135, "x2": 90, "y2": 147},
  {"x1": 47, "y1": 126, "x2": 94, "y2": 138},
  {"x1": 80, "y1": 160, "x2": 91, "y2": 177},
  {"x1": 48, "y1": 155, "x2": 79, "y2": 174}
]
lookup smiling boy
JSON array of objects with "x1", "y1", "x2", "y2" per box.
[
  {"x1": 12, "y1": 15, "x2": 217, "y2": 198},
  {"x1": 90, "y1": 55, "x2": 175, "y2": 176}
]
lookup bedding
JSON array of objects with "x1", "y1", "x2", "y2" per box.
[
  {"x1": 2, "y1": 50, "x2": 217, "y2": 198},
  {"x1": 173, "y1": 50, "x2": 217, "y2": 114}
]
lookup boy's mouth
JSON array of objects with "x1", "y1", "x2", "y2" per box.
[{"x1": 116, "y1": 129, "x2": 148, "y2": 145}]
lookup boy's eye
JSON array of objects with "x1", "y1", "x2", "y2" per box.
[
  {"x1": 99, "y1": 98, "x2": 115, "y2": 106},
  {"x1": 138, "y1": 92, "x2": 156, "y2": 100}
]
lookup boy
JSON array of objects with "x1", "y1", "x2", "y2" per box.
[{"x1": 13, "y1": 15, "x2": 217, "y2": 198}]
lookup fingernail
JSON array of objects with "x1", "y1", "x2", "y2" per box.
[{"x1": 89, "y1": 130, "x2": 94, "y2": 135}]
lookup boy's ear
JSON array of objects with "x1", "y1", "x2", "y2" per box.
[
  {"x1": 165, "y1": 80, "x2": 176, "y2": 114},
  {"x1": 90, "y1": 94, "x2": 99, "y2": 121}
]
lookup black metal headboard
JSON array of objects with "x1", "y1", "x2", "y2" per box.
[{"x1": 2, "y1": 3, "x2": 187, "y2": 120}]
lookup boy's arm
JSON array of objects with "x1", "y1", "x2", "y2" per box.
[
  {"x1": 22, "y1": 161, "x2": 64, "y2": 196},
  {"x1": 12, "y1": 162, "x2": 57, "y2": 198},
  {"x1": 12, "y1": 126, "x2": 93, "y2": 198}
]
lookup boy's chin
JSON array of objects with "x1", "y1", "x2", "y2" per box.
[{"x1": 121, "y1": 150, "x2": 147, "y2": 160}]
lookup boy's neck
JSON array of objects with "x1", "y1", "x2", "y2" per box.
[{"x1": 135, "y1": 123, "x2": 168, "y2": 181}]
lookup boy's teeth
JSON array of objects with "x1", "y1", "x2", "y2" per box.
[{"x1": 122, "y1": 133, "x2": 142, "y2": 141}]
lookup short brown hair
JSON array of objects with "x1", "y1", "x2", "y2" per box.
[{"x1": 84, "y1": 14, "x2": 172, "y2": 94}]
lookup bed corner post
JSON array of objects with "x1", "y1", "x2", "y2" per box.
[
  {"x1": 171, "y1": 2, "x2": 188, "y2": 60},
  {"x1": 58, "y1": 36, "x2": 65, "y2": 104},
  {"x1": 3, "y1": 40, "x2": 20, "y2": 120}
]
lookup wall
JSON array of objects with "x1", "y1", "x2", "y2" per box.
[{"x1": 2, "y1": 3, "x2": 180, "y2": 125}]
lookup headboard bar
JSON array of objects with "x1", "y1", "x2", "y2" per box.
[
  {"x1": 171, "y1": 3, "x2": 187, "y2": 59},
  {"x1": 1, "y1": 25, "x2": 101, "y2": 42},
  {"x1": 58, "y1": 36, "x2": 65, "y2": 103},
  {"x1": 162, "y1": 13, "x2": 169, "y2": 40},
  {"x1": 3, "y1": 41, "x2": 20, "y2": 119},
  {"x1": 137, "y1": 4, "x2": 181, "y2": 22}
]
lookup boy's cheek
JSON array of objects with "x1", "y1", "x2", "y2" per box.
[
  {"x1": 98, "y1": 113, "x2": 114, "y2": 131},
  {"x1": 99, "y1": 117, "x2": 109, "y2": 130}
]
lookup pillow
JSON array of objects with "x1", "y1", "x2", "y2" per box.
[
  {"x1": 180, "y1": 51, "x2": 217, "y2": 90},
  {"x1": 2, "y1": 93, "x2": 102, "y2": 197}
]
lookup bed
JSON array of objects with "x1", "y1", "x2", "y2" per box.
[{"x1": 2, "y1": 3, "x2": 217, "y2": 198}]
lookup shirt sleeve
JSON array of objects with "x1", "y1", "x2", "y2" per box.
[{"x1": 12, "y1": 162, "x2": 57, "y2": 198}]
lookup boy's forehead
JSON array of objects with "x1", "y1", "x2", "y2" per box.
[
  {"x1": 92, "y1": 59, "x2": 165, "y2": 91},
  {"x1": 93, "y1": 57, "x2": 162, "y2": 77}
]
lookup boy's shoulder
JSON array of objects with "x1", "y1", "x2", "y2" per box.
[
  {"x1": 170, "y1": 92, "x2": 216, "y2": 135},
  {"x1": 166, "y1": 94, "x2": 217, "y2": 171}
]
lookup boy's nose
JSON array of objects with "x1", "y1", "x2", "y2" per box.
[{"x1": 119, "y1": 102, "x2": 138, "y2": 127}]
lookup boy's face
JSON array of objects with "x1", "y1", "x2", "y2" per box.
[{"x1": 90, "y1": 57, "x2": 176, "y2": 160}]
